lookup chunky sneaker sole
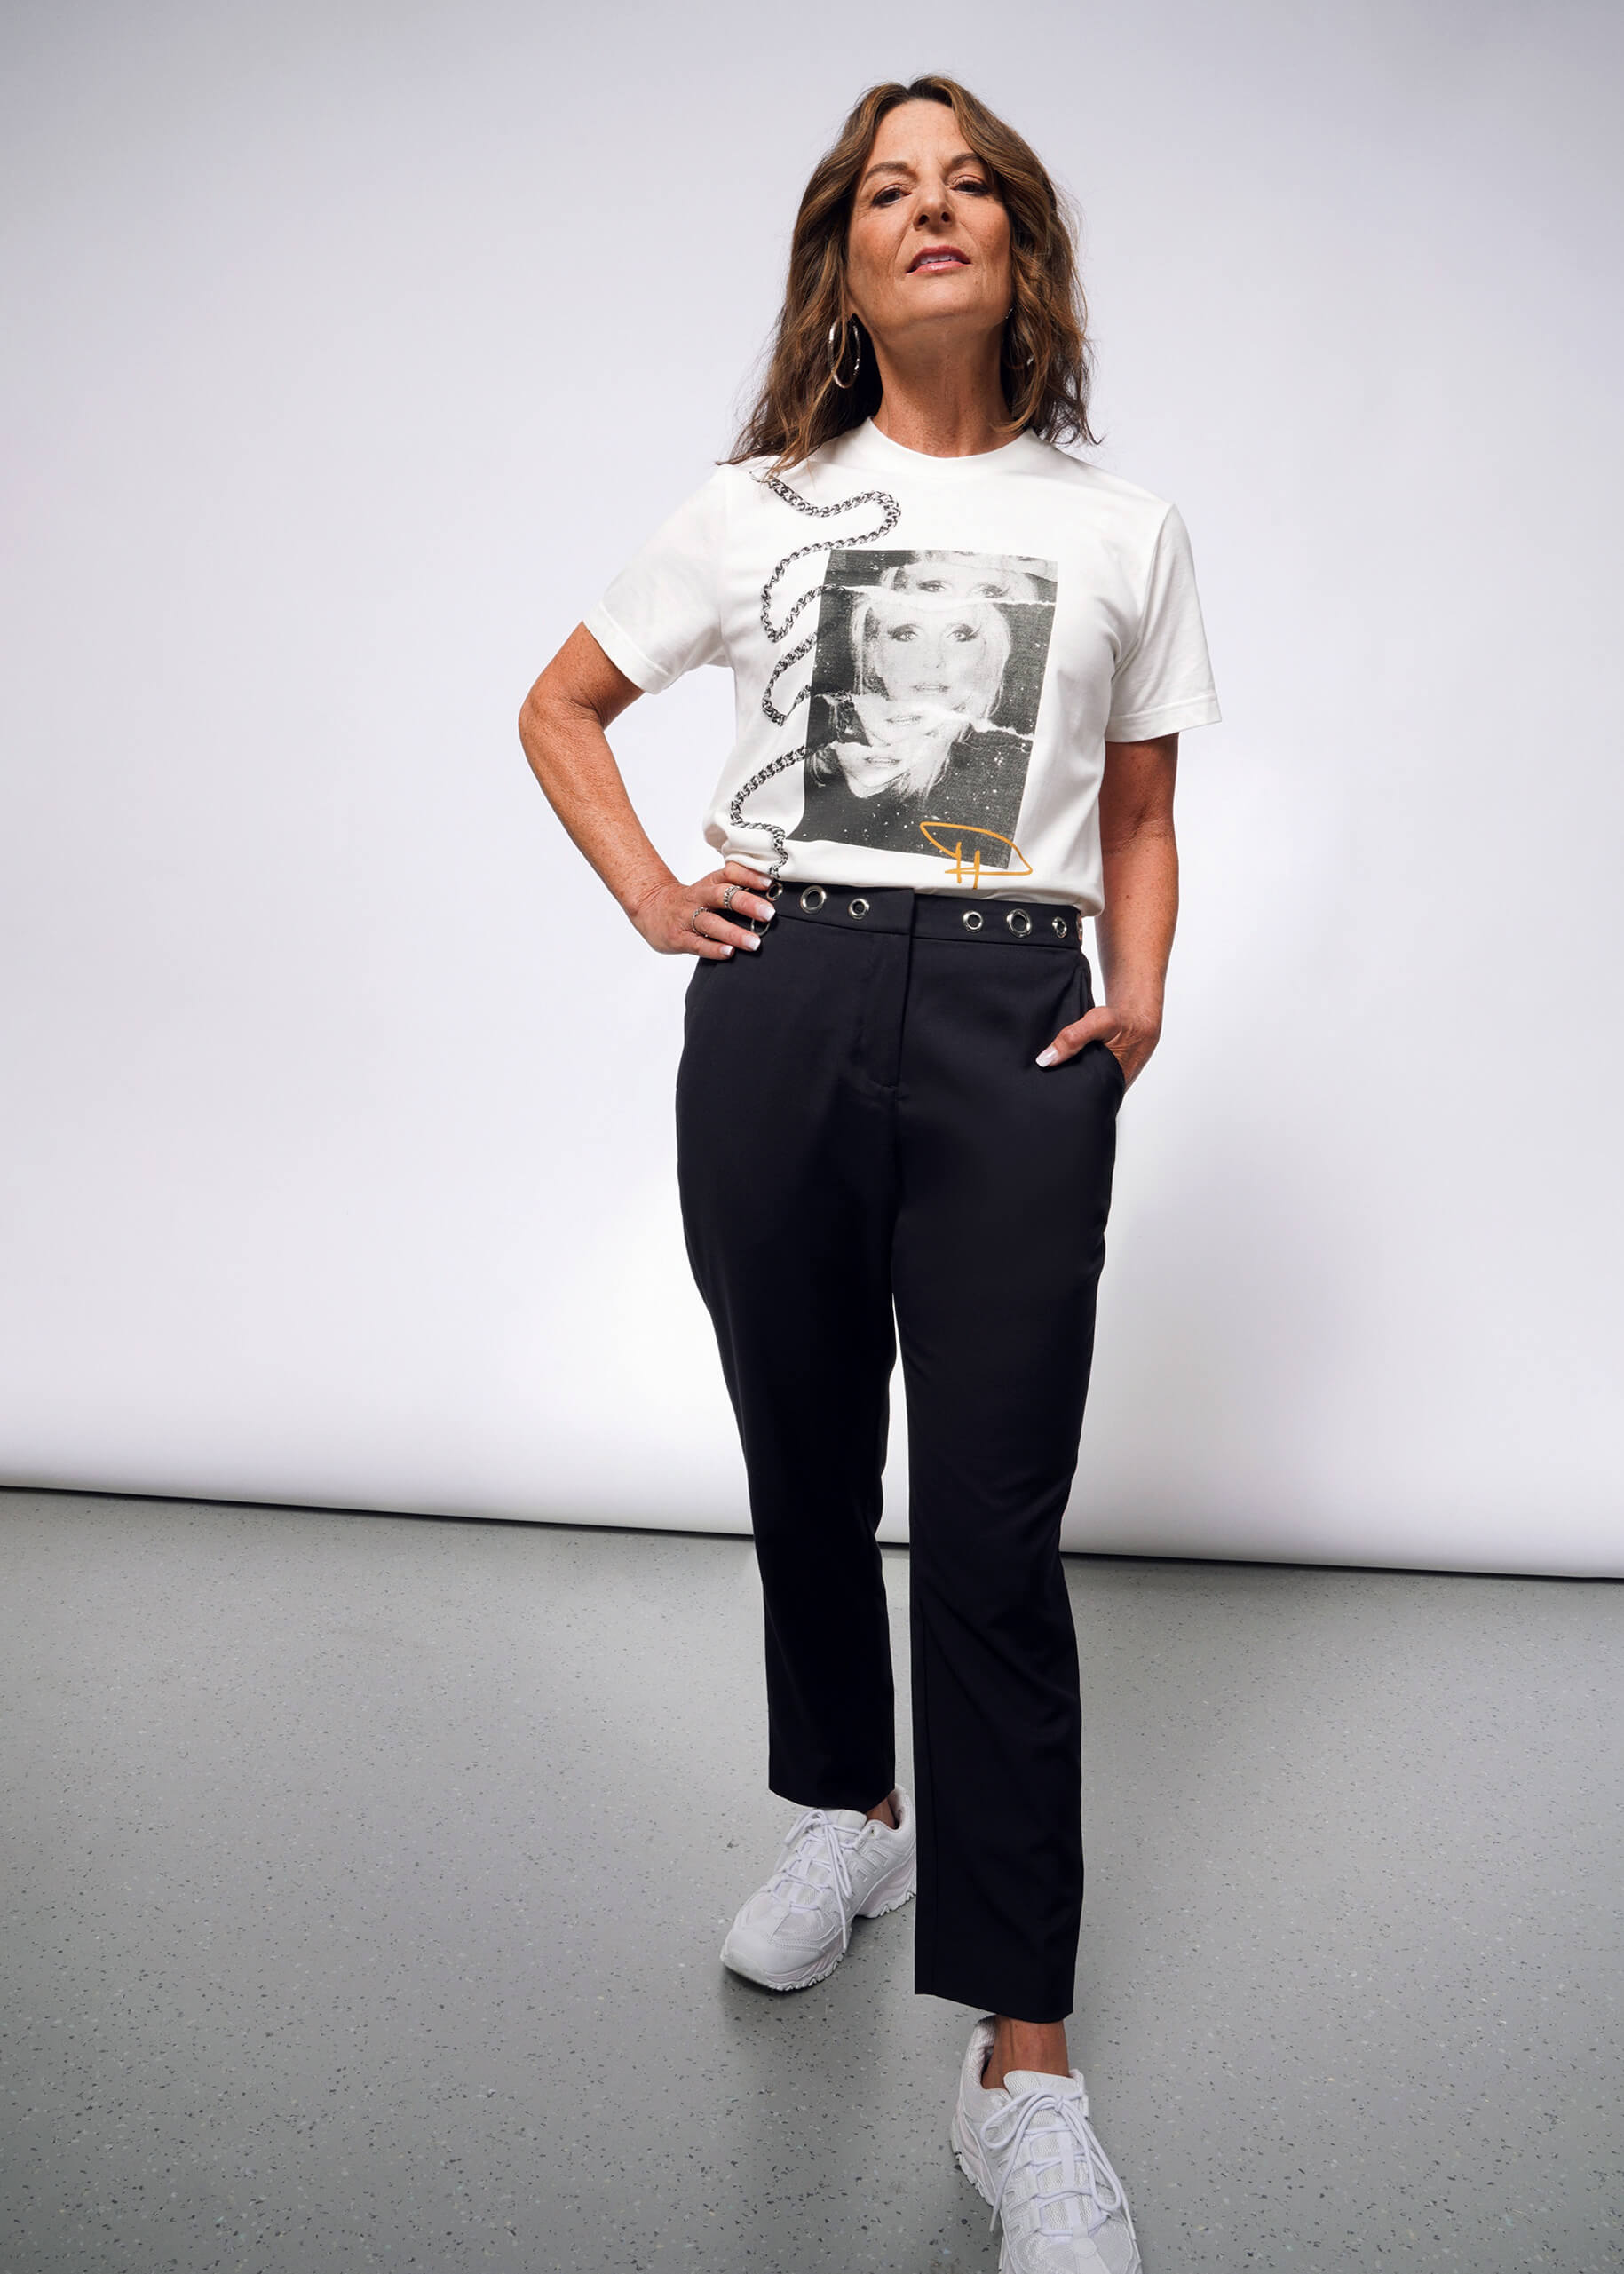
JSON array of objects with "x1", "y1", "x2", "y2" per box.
[
  {"x1": 720, "y1": 1788, "x2": 916, "y2": 1993},
  {"x1": 951, "y1": 2099, "x2": 997, "y2": 2200}
]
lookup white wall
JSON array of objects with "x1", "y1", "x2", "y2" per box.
[{"x1": 3, "y1": 0, "x2": 1620, "y2": 1573}]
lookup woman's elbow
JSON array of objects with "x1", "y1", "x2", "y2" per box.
[{"x1": 518, "y1": 674, "x2": 563, "y2": 757}]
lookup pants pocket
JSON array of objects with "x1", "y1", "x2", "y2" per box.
[{"x1": 1094, "y1": 1038, "x2": 1127, "y2": 1105}]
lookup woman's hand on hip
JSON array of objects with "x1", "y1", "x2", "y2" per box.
[
  {"x1": 1036, "y1": 999, "x2": 1161, "y2": 1087},
  {"x1": 629, "y1": 861, "x2": 778, "y2": 960}
]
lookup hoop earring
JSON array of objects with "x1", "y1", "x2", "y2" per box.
[{"x1": 828, "y1": 315, "x2": 861, "y2": 391}]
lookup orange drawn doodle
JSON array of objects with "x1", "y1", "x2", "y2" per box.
[{"x1": 917, "y1": 823, "x2": 1034, "y2": 888}]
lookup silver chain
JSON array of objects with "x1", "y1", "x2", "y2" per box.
[{"x1": 731, "y1": 473, "x2": 902, "y2": 878}]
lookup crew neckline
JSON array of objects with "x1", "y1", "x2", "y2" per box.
[{"x1": 836, "y1": 417, "x2": 1046, "y2": 479}]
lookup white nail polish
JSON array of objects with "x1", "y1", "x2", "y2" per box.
[{"x1": 1036, "y1": 1048, "x2": 1059, "y2": 1067}]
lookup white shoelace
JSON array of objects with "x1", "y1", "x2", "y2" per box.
[
  {"x1": 764, "y1": 1809, "x2": 859, "y2": 1949},
  {"x1": 983, "y1": 2080, "x2": 1137, "y2": 2249}
]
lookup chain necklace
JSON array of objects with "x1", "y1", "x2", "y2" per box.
[{"x1": 726, "y1": 471, "x2": 902, "y2": 881}]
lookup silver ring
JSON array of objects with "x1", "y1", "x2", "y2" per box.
[
  {"x1": 720, "y1": 883, "x2": 739, "y2": 912},
  {"x1": 689, "y1": 906, "x2": 706, "y2": 935}
]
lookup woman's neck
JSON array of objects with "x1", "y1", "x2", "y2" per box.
[{"x1": 867, "y1": 334, "x2": 1010, "y2": 459}]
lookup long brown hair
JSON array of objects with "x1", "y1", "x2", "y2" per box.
[{"x1": 730, "y1": 76, "x2": 1096, "y2": 472}]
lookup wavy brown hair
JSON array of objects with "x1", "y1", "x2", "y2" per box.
[{"x1": 730, "y1": 76, "x2": 1096, "y2": 471}]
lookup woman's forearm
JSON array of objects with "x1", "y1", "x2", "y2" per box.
[
  {"x1": 1096, "y1": 731, "x2": 1180, "y2": 1037},
  {"x1": 1034, "y1": 733, "x2": 1179, "y2": 1080},
  {"x1": 1096, "y1": 820, "x2": 1178, "y2": 1037},
  {"x1": 517, "y1": 625, "x2": 674, "y2": 922},
  {"x1": 518, "y1": 623, "x2": 775, "y2": 963}
]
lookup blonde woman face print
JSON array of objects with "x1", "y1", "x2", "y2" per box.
[{"x1": 835, "y1": 564, "x2": 1020, "y2": 801}]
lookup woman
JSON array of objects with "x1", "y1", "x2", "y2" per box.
[
  {"x1": 519, "y1": 75, "x2": 1218, "y2": 2273},
  {"x1": 802, "y1": 553, "x2": 1041, "y2": 851}
]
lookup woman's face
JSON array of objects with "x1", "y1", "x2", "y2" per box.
[
  {"x1": 844, "y1": 100, "x2": 1011, "y2": 357},
  {"x1": 864, "y1": 591, "x2": 997, "y2": 715}
]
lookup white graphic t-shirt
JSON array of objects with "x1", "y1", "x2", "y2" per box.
[{"x1": 584, "y1": 419, "x2": 1220, "y2": 915}]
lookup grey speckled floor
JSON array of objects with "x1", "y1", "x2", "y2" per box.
[{"x1": 1, "y1": 1492, "x2": 1620, "y2": 2274}]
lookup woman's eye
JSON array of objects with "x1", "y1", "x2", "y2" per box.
[
  {"x1": 885, "y1": 623, "x2": 920, "y2": 642},
  {"x1": 873, "y1": 186, "x2": 905, "y2": 206},
  {"x1": 947, "y1": 622, "x2": 979, "y2": 643},
  {"x1": 953, "y1": 177, "x2": 991, "y2": 195}
]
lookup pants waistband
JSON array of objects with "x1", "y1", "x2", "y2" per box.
[{"x1": 763, "y1": 881, "x2": 1081, "y2": 947}]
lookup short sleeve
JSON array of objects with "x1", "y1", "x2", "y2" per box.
[
  {"x1": 582, "y1": 471, "x2": 729, "y2": 694},
  {"x1": 1105, "y1": 504, "x2": 1222, "y2": 741}
]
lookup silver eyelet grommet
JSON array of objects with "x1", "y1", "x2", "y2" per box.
[
  {"x1": 962, "y1": 908, "x2": 984, "y2": 932},
  {"x1": 800, "y1": 886, "x2": 826, "y2": 912},
  {"x1": 848, "y1": 897, "x2": 869, "y2": 919},
  {"x1": 1051, "y1": 915, "x2": 1067, "y2": 937},
  {"x1": 766, "y1": 879, "x2": 783, "y2": 899},
  {"x1": 1006, "y1": 908, "x2": 1033, "y2": 938}
]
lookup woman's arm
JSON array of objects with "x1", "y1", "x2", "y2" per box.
[
  {"x1": 1036, "y1": 733, "x2": 1179, "y2": 1083},
  {"x1": 518, "y1": 625, "x2": 776, "y2": 959}
]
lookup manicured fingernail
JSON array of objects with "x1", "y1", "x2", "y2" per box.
[
  {"x1": 722, "y1": 946, "x2": 733, "y2": 958},
  {"x1": 1036, "y1": 1048, "x2": 1059, "y2": 1067},
  {"x1": 742, "y1": 935, "x2": 760, "y2": 949}
]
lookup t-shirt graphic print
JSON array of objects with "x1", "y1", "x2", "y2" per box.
[
  {"x1": 796, "y1": 548, "x2": 1057, "y2": 882},
  {"x1": 583, "y1": 419, "x2": 1220, "y2": 915}
]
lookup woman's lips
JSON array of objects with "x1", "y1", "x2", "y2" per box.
[{"x1": 908, "y1": 246, "x2": 970, "y2": 273}]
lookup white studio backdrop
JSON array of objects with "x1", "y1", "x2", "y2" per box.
[{"x1": 3, "y1": 1, "x2": 1620, "y2": 1574}]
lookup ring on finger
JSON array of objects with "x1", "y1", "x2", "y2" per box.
[
  {"x1": 720, "y1": 883, "x2": 739, "y2": 913},
  {"x1": 689, "y1": 906, "x2": 707, "y2": 936}
]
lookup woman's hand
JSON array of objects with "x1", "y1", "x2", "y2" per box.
[
  {"x1": 629, "y1": 860, "x2": 778, "y2": 960},
  {"x1": 1036, "y1": 999, "x2": 1161, "y2": 1087}
]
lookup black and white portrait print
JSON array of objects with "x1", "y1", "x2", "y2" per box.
[{"x1": 794, "y1": 549, "x2": 1058, "y2": 868}]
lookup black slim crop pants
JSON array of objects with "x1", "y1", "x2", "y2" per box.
[{"x1": 675, "y1": 883, "x2": 1122, "y2": 2023}]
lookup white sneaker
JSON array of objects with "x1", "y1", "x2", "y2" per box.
[
  {"x1": 952, "y1": 2016, "x2": 1142, "y2": 2273},
  {"x1": 720, "y1": 1787, "x2": 915, "y2": 1991}
]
